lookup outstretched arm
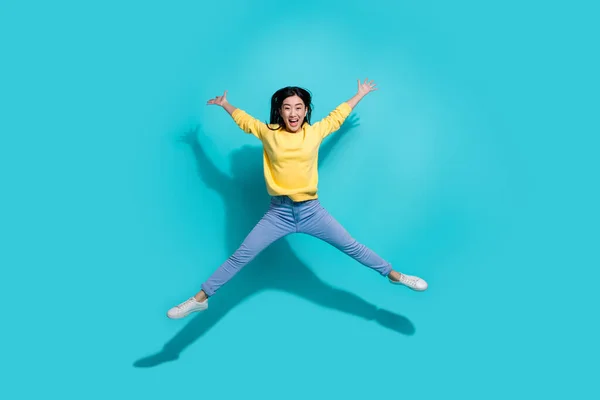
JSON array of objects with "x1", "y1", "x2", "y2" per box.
[
  {"x1": 314, "y1": 78, "x2": 378, "y2": 139},
  {"x1": 207, "y1": 91, "x2": 268, "y2": 140}
]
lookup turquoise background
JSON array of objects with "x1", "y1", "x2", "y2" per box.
[{"x1": 1, "y1": 0, "x2": 598, "y2": 399}]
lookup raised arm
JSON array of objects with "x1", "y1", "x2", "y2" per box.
[
  {"x1": 313, "y1": 78, "x2": 378, "y2": 139},
  {"x1": 207, "y1": 90, "x2": 267, "y2": 140}
]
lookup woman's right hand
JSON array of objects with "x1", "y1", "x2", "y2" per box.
[{"x1": 207, "y1": 90, "x2": 228, "y2": 107}]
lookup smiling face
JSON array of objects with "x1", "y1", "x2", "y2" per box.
[{"x1": 279, "y1": 95, "x2": 307, "y2": 133}]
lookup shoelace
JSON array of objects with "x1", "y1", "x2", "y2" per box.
[
  {"x1": 178, "y1": 298, "x2": 197, "y2": 309},
  {"x1": 400, "y1": 275, "x2": 418, "y2": 286}
]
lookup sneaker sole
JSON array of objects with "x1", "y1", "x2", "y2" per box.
[{"x1": 167, "y1": 306, "x2": 208, "y2": 319}]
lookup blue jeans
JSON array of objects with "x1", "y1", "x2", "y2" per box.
[{"x1": 201, "y1": 196, "x2": 393, "y2": 296}]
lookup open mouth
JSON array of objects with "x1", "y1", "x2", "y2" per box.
[{"x1": 288, "y1": 118, "x2": 299, "y2": 128}]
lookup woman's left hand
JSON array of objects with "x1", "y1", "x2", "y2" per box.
[{"x1": 357, "y1": 78, "x2": 378, "y2": 96}]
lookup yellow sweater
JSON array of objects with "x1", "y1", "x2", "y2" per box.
[{"x1": 232, "y1": 102, "x2": 352, "y2": 202}]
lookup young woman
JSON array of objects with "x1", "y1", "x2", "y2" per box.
[{"x1": 167, "y1": 79, "x2": 428, "y2": 319}]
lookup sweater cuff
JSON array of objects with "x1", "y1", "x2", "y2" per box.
[{"x1": 339, "y1": 102, "x2": 352, "y2": 114}]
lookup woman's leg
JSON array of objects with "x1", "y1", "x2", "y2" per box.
[
  {"x1": 167, "y1": 200, "x2": 295, "y2": 319},
  {"x1": 296, "y1": 200, "x2": 427, "y2": 291},
  {"x1": 199, "y1": 205, "x2": 295, "y2": 297}
]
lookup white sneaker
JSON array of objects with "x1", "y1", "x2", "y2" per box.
[
  {"x1": 389, "y1": 273, "x2": 428, "y2": 291},
  {"x1": 167, "y1": 297, "x2": 208, "y2": 319}
]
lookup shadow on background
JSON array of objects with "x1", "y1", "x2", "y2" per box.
[{"x1": 134, "y1": 114, "x2": 415, "y2": 368}]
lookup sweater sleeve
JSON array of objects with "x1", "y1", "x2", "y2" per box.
[
  {"x1": 231, "y1": 109, "x2": 269, "y2": 140},
  {"x1": 311, "y1": 102, "x2": 352, "y2": 139}
]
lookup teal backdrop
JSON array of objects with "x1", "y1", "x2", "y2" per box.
[{"x1": 1, "y1": 0, "x2": 598, "y2": 399}]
